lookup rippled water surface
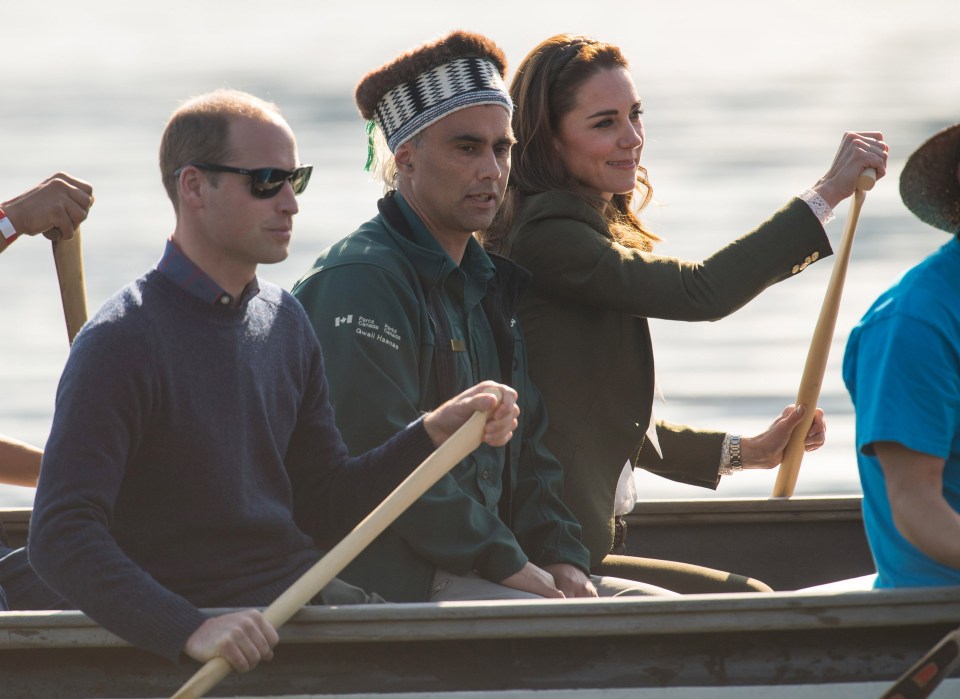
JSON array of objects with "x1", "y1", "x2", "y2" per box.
[{"x1": 2, "y1": 0, "x2": 958, "y2": 505}]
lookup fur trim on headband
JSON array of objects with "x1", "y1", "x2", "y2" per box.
[{"x1": 356, "y1": 30, "x2": 507, "y2": 120}]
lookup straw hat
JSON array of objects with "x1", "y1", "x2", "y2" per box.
[{"x1": 899, "y1": 122, "x2": 960, "y2": 234}]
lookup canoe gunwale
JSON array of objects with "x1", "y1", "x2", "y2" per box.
[
  {"x1": 2, "y1": 586, "x2": 957, "y2": 650},
  {"x1": 625, "y1": 494, "x2": 864, "y2": 525}
]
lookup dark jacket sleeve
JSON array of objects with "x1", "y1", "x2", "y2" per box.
[
  {"x1": 286, "y1": 315, "x2": 437, "y2": 543},
  {"x1": 511, "y1": 196, "x2": 832, "y2": 322},
  {"x1": 637, "y1": 420, "x2": 725, "y2": 488}
]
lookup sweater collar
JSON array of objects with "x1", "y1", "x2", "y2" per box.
[{"x1": 157, "y1": 239, "x2": 260, "y2": 307}]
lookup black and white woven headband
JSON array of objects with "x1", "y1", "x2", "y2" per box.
[{"x1": 373, "y1": 56, "x2": 512, "y2": 152}]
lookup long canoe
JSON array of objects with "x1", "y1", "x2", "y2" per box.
[
  {"x1": 1, "y1": 498, "x2": 958, "y2": 698},
  {"x1": 0, "y1": 495, "x2": 874, "y2": 590}
]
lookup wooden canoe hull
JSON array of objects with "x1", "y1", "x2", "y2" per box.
[
  {"x1": 2, "y1": 588, "x2": 959, "y2": 697},
  {"x1": 3, "y1": 495, "x2": 873, "y2": 592},
  {"x1": 2, "y1": 498, "x2": 957, "y2": 697}
]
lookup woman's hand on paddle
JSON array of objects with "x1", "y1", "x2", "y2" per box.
[
  {"x1": 2, "y1": 172, "x2": 94, "y2": 240},
  {"x1": 422, "y1": 381, "x2": 519, "y2": 448},
  {"x1": 741, "y1": 404, "x2": 826, "y2": 469},
  {"x1": 183, "y1": 609, "x2": 279, "y2": 673},
  {"x1": 810, "y1": 131, "x2": 888, "y2": 209}
]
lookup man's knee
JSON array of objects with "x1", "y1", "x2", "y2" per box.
[
  {"x1": 591, "y1": 574, "x2": 678, "y2": 597},
  {"x1": 429, "y1": 569, "x2": 542, "y2": 601}
]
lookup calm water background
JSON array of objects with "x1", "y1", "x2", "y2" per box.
[{"x1": 2, "y1": 1, "x2": 958, "y2": 506}]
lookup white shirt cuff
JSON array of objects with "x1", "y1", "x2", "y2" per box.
[{"x1": 798, "y1": 189, "x2": 835, "y2": 225}]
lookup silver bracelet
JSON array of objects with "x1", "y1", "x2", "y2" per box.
[{"x1": 719, "y1": 434, "x2": 743, "y2": 476}]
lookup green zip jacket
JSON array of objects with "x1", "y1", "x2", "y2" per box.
[
  {"x1": 292, "y1": 192, "x2": 590, "y2": 601},
  {"x1": 503, "y1": 191, "x2": 833, "y2": 565}
]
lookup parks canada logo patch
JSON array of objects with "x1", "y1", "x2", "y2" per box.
[{"x1": 333, "y1": 314, "x2": 401, "y2": 351}]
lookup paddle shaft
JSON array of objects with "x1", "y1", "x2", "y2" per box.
[
  {"x1": 170, "y1": 394, "x2": 499, "y2": 699},
  {"x1": 880, "y1": 627, "x2": 960, "y2": 699},
  {"x1": 772, "y1": 169, "x2": 876, "y2": 498},
  {"x1": 50, "y1": 228, "x2": 88, "y2": 345}
]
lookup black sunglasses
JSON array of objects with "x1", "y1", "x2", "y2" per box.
[{"x1": 174, "y1": 162, "x2": 313, "y2": 199}]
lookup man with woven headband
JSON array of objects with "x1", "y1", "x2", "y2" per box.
[
  {"x1": 294, "y1": 31, "x2": 661, "y2": 600},
  {"x1": 843, "y1": 122, "x2": 960, "y2": 588}
]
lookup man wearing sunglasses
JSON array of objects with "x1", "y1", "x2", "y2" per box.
[
  {"x1": 293, "y1": 32, "x2": 661, "y2": 603},
  {"x1": 28, "y1": 88, "x2": 521, "y2": 670}
]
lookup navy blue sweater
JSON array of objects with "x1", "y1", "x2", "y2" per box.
[{"x1": 29, "y1": 269, "x2": 434, "y2": 661}]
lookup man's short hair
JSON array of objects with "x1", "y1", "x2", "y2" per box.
[{"x1": 159, "y1": 89, "x2": 282, "y2": 210}]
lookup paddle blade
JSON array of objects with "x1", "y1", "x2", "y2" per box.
[{"x1": 880, "y1": 629, "x2": 960, "y2": 699}]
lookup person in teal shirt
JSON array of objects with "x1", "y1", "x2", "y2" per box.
[
  {"x1": 294, "y1": 31, "x2": 662, "y2": 602},
  {"x1": 843, "y1": 121, "x2": 960, "y2": 588}
]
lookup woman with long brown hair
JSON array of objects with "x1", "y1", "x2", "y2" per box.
[{"x1": 482, "y1": 34, "x2": 887, "y2": 592}]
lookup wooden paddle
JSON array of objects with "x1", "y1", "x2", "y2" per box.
[
  {"x1": 880, "y1": 626, "x2": 960, "y2": 699},
  {"x1": 49, "y1": 227, "x2": 88, "y2": 345},
  {"x1": 170, "y1": 389, "x2": 502, "y2": 699},
  {"x1": 772, "y1": 169, "x2": 876, "y2": 498}
]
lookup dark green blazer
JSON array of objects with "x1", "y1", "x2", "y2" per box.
[{"x1": 504, "y1": 191, "x2": 832, "y2": 565}]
